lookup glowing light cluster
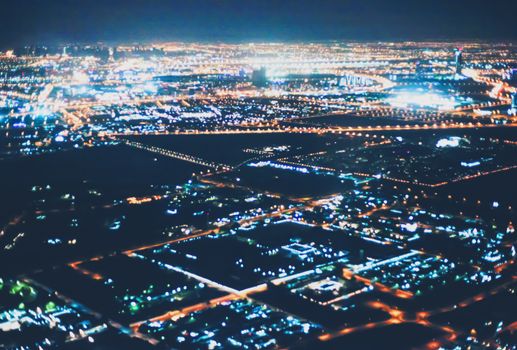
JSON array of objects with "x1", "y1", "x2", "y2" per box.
[{"x1": 387, "y1": 91, "x2": 457, "y2": 110}]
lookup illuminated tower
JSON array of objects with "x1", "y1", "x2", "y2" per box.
[
  {"x1": 455, "y1": 48, "x2": 463, "y2": 75},
  {"x1": 251, "y1": 67, "x2": 268, "y2": 88},
  {"x1": 108, "y1": 47, "x2": 115, "y2": 62}
]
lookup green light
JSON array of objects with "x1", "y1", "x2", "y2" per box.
[
  {"x1": 129, "y1": 301, "x2": 140, "y2": 313},
  {"x1": 46, "y1": 301, "x2": 57, "y2": 312}
]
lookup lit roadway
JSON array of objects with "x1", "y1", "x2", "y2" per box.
[
  {"x1": 314, "y1": 276, "x2": 517, "y2": 350},
  {"x1": 24, "y1": 169, "x2": 517, "y2": 348},
  {"x1": 124, "y1": 139, "x2": 233, "y2": 171},
  {"x1": 64, "y1": 179, "x2": 339, "y2": 337},
  {"x1": 101, "y1": 121, "x2": 517, "y2": 138},
  {"x1": 64, "y1": 168, "x2": 517, "y2": 349}
]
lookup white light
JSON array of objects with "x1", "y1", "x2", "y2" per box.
[
  {"x1": 387, "y1": 91, "x2": 456, "y2": 110},
  {"x1": 72, "y1": 71, "x2": 90, "y2": 84},
  {"x1": 436, "y1": 137, "x2": 461, "y2": 148}
]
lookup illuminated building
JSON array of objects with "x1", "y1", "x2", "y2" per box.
[
  {"x1": 251, "y1": 67, "x2": 268, "y2": 87},
  {"x1": 508, "y1": 68, "x2": 517, "y2": 84},
  {"x1": 455, "y1": 48, "x2": 463, "y2": 75},
  {"x1": 510, "y1": 92, "x2": 517, "y2": 115}
]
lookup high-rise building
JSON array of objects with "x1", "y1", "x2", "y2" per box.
[
  {"x1": 510, "y1": 69, "x2": 517, "y2": 85},
  {"x1": 455, "y1": 48, "x2": 463, "y2": 75},
  {"x1": 108, "y1": 47, "x2": 115, "y2": 62},
  {"x1": 251, "y1": 67, "x2": 268, "y2": 88},
  {"x1": 512, "y1": 92, "x2": 517, "y2": 110}
]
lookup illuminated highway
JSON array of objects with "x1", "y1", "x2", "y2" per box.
[
  {"x1": 96, "y1": 121, "x2": 517, "y2": 138},
  {"x1": 124, "y1": 139, "x2": 233, "y2": 171}
]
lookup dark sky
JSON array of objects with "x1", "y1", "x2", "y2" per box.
[{"x1": 1, "y1": 0, "x2": 516, "y2": 48}]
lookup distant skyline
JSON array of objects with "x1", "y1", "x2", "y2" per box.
[{"x1": 1, "y1": 0, "x2": 517, "y2": 48}]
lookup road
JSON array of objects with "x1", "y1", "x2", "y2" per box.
[
  {"x1": 99, "y1": 121, "x2": 517, "y2": 138},
  {"x1": 124, "y1": 139, "x2": 233, "y2": 171}
]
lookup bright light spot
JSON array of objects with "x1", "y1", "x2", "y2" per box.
[
  {"x1": 387, "y1": 91, "x2": 457, "y2": 110},
  {"x1": 436, "y1": 137, "x2": 462, "y2": 148}
]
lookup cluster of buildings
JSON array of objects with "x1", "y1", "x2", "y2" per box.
[{"x1": 1, "y1": 41, "x2": 517, "y2": 349}]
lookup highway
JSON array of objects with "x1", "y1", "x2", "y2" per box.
[
  {"x1": 98, "y1": 121, "x2": 517, "y2": 138},
  {"x1": 124, "y1": 139, "x2": 233, "y2": 171}
]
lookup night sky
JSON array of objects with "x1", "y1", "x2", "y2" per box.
[{"x1": 1, "y1": 0, "x2": 516, "y2": 48}]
